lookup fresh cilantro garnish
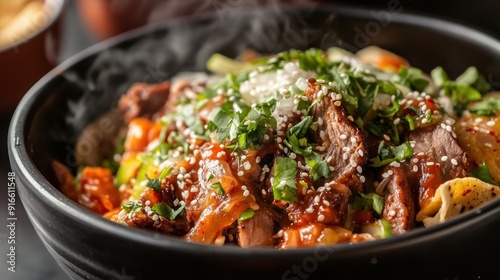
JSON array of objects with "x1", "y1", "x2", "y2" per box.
[
  {"x1": 238, "y1": 208, "x2": 256, "y2": 221},
  {"x1": 352, "y1": 192, "x2": 385, "y2": 215},
  {"x1": 370, "y1": 141, "x2": 413, "y2": 167},
  {"x1": 272, "y1": 157, "x2": 298, "y2": 203},
  {"x1": 207, "y1": 99, "x2": 277, "y2": 150},
  {"x1": 469, "y1": 97, "x2": 500, "y2": 116},
  {"x1": 393, "y1": 66, "x2": 430, "y2": 92},
  {"x1": 122, "y1": 201, "x2": 142, "y2": 218},
  {"x1": 283, "y1": 116, "x2": 332, "y2": 181},
  {"x1": 152, "y1": 202, "x2": 185, "y2": 220},
  {"x1": 431, "y1": 66, "x2": 490, "y2": 115},
  {"x1": 145, "y1": 167, "x2": 172, "y2": 192},
  {"x1": 469, "y1": 163, "x2": 497, "y2": 185}
]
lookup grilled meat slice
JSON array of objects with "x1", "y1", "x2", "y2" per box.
[
  {"x1": 237, "y1": 206, "x2": 276, "y2": 247},
  {"x1": 381, "y1": 166, "x2": 416, "y2": 234},
  {"x1": 408, "y1": 120, "x2": 470, "y2": 181},
  {"x1": 118, "y1": 81, "x2": 170, "y2": 123},
  {"x1": 127, "y1": 212, "x2": 190, "y2": 236},
  {"x1": 306, "y1": 79, "x2": 368, "y2": 192},
  {"x1": 406, "y1": 120, "x2": 471, "y2": 209}
]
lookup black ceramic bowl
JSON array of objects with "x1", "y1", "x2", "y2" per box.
[{"x1": 8, "y1": 5, "x2": 500, "y2": 280}]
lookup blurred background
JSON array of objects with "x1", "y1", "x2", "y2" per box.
[{"x1": 1, "y1": 0, "x2": 499, "y2": 279}]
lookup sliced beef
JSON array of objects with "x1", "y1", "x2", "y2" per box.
[
  {"x1": 306, "y1": 79, "x2": 368, "y2": 192},
  {"x1": 286, "y1": 182, "x2": 351, "y2": 226},
  {"x1": 118, "y1": 81, "x2": 170, "y2": 123},
  {"x1": 406, "y1": 121, "x2": 471, "y2": 209},
  {"x1": 237, "y1": 206, "x2": 276, "y2": 247},
  {"x1": 381, "y1": 166, "x2": 416, "y2": 234},
  {"x1": 127, "y1": 212, "x2": 190, "y2": 236},
  {"x1": 408, "y1": 121, "x2": 470, "y2": 181},
  {"x1": 379, "y1": 120, "x2": 472, "y2": 231}
]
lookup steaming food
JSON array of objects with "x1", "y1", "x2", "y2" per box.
[{"x1": 54, "y1": 46, "x2": 500, "y2": 248}]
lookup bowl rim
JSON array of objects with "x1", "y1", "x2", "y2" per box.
[
  {"x1": 0, "y1": 0, "x2": 68, "y2": 53},
  {"x1": 8, "y1": 3, "x2": 500, "y2": 258}
]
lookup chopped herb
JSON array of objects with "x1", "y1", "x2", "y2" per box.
[
  {"x1": 272, "y1": 157, "x2": 298, "y2": 203},
  {"x1": 207, "y1": 99, "x2": 277, "y2": 150},
  {"x1": 238, "y1": 208, "x2": 256, "y2": 221},
  {"x1": 211, "y1": 182, "x2": 225, "y2": 195},
  {"x1": 352, "y1": 192, "x2": 385, "y2": 215},
  {"x1": 469, "y1": 97, "x2": 500, "y2": 116},
  {"x1": 370, "y1": 141, "x2": 413, "y2": 167},
  {"x1": 393, "y1": 66, "x2": 430, "y2": 92},
  {"x1": 469, "y1": 163, "x2": 496, "y2": 185},
  {"x1": 122, "y1": 201, "x2": 142, "y2": 218},
  {"x1": 431, "y1": 66, "x2": 490, "y2": 115},
  {"x1": 152, "y1": 202, "x2": 185, "y2": 220},
  {"x1": 145, "y1": 167, "x2": 172, "y2": 192}
]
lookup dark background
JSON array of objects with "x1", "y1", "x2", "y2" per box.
[{"x1": 1, "y1": 1, "x2": 499, "y2": 279}]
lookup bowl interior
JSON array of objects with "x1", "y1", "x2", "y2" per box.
[{"x1": 10, "y1": 4, "x2": 500, "y2": 279}]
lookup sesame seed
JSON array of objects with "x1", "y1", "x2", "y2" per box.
[
  {"x1": 144, "y1": 206, "x2": 151, "y2": 213},
  {"x1": 389, "y1": 161, "x2": 401, "y2": 167},
  {"x1": 243, "y1": 190, "x2": 250, "y2": 197},
  {"x1": 152, "y1": 214, "x2": 159, "y2": 221},
  {"x1": 290, "y1": 153, "x2": 297, "y2": 159},
  {"x1": 314, "y1": 196, "x2": 320, "y2": 204},
  {"x1": 360, "y1": 176, "x2": 366, "y2": 183},
  {"x1": 264, "y1": 134, "x2": 270, "y2": 141},
  {"x1": 486, "y1": 120, "x2": 495, "y2": 127},
  {"x1": 317, "y1": 214, "x2": 325, "y2": 222},
  {"x1": 180, "y1": 167, "x2": 187, "y2": 174},
  {"x1": 451, "y1": 159, "x2": 458, "y2": 166},
  {"x1": 356, "y1": 166, "x2": 363, "y2": 173},
  {"x1": 382, "y1": 172, "x2": 390, "y2": 178},
  {"x1": 412, "y1": 158, "x2": 419, "y2": 163},
  {"x1": 383, "y1": 134, "x2": 391, "y2": 141},
  {"x1": 145, "y1": 200, "x2": 151, "y2": 206},
  {"x1": 340, "y1": 134, "x2": 347, "y2": 140},
  {"x1": 412, "y1": 165, "x2": 418, "y2": 172},
  {"x1": 358, "y1": 150, "x2": 364, "y2": 157},
  {"x1": 445, "y1": 125, "x2": 452, "y2": 132},
  {"x1": 320, "y1": 131, "x2": 325, "y2": 138},
  {"x1": 190, "y1": 186, "x2": 199, "y2": 193},
  {"x1": 256, "y1": 156, "x2": 261, "y2": 163},
  {"x1": 190, "y1": 199, "x2": 198, "y2": 205},
  {"x1": 347, "y1": 116, "x2": 354, "y2": 122},
  {"x1": 342, "y1": 153, "x2": 348, "y2": 160},
  {"x1": 329, "y1": 166, "x2": 335, "y2": 171},
  {"x1": 262, "y1": 189, "x2": 267, "y2": 195},
  {"x1": 305, "y1": 207, "x2": 314, "y2": 213},
  {"x1": 393, "y1": 118, "x2": 401, "y2": 125},
  {"x1": 241, "y1": 185, "x2": 247, "y2": 190},
  {"x1": 334, "y1": 101, "x2": 342, "y2": 107},
  {"x1": 318, "y1": 117, "x2": 324, "y2": 125},
  {"x1": 426, "y1": 161, "x2": 435, "y2": 166},
  {"x1": 243, "y1": 161, "x2": 252, "y2": 170},
  {"x1": 388, "y1": 209, "x2": 396, "y2": 217},
  {"x1": 237, "y1": 171, "x2": 244, "y2": 176},
  {"x1": 485, "y1": 143, "x2": 493, "y2": 148},
  {"x1": 422, "y1": 118, "x2": 428, "y2": 124},
  {"x1": 441, "y1": 156, "x2": 448, "y2": 162},
  {"x1": 387, "y1": 170, "x2": 394, "y2": 175}
]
